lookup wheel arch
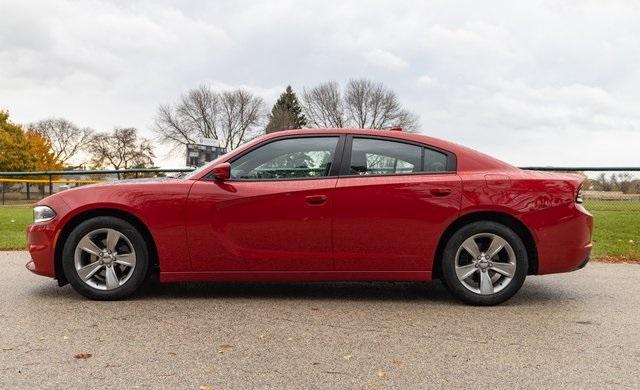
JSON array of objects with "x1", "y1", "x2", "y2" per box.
[
  {"x1": 432, "y1": 211, "x2": 538, "y2": 279},
  {"x1": 54, "y1": 208, "x2": 159, "y2": 286}
]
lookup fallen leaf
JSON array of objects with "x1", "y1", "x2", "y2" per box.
[
  {"x1": 2, "y1": 347, "x2": 13, "y2": 351},
  {"x1": 343, "y1": 355, "x2": 352, "y2": 360},
  {"x1": 218, "y1": 344, "x2": 234, "y2": 354},
  {"x1": 74, "y1": 353, "x2": 93, "y2": 360},
  {"x1": 200, "y1": 385, "x2": 213, "y2": 390},
  {"x1": 377, "y1": 370, "x2": 386, "y2": 379},
  {"x1": 310, "y1": 307, "x2": 320, "y2": 311},
  {"x1": 63, "y1": 336, "x2": 69, "y2": 340},
  {"x1": 168, "y1": 352, "x2": 177, "y2": 356},
  {"x1": 287, "y1": 337, "x2": 293, "y2": 341}
]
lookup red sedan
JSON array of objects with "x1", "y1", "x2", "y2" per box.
[{"x1": 26, "y1": 129, "x2": 593, "y2": 305}]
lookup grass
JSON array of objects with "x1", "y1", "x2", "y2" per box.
[
  {"x1": 0, "y1": 206, "x2": 32, "y2": 250},
  {"x1": 586, "y1": 201, "x2": 640, "y2": 262},
  {"x1": 1, "y1": 202, "x2": 639, "y2": 262}
]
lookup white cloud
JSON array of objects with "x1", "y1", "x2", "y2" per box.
[
  {"x1": 363, "y1": 48, "x2": 408, "y2": 70},
  {"x1": 417, "y1": 75, "x2": 435, "y2": 85},
  {"x1": 1, "y1": 0, "x2": 639, "y2": 167}
]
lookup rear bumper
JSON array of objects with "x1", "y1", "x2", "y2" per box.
[
  {"x1": 577, "y1": 253, "x2": 590, "y2": 270},
  {"x1": 533, "y1": 203, "x2": 594, "y2": 275}
]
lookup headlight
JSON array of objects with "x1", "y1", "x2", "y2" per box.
[{"x1": 33, "y1": 206, "x2": 56, "y2": 223}]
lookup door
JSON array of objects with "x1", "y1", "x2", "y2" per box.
[
  {"x1": 333, "y1": 136, "x2": 462, "y2": 272},
  {"x1": 187, "y1": 136, "x2": 343, "y2": 272}
]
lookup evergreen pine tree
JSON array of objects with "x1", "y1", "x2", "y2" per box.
[{"x1": 265, "y1": 86, "x2": 306, "y2": 133}]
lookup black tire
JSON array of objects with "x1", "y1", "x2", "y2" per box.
[
  {"x1": 441, "y1": 221, "x2": 528, "y2": 306},
  {"x1": 62, "y1": 216, "x2": 149, "y2": 300}
]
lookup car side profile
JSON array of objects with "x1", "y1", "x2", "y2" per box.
[{"x1": 26, "y1": 128, "x2": 593, "y2": 305}]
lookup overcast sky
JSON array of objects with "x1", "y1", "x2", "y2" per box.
[{"x1": 1, "y1": 0, "x2": 639, "y2": 168}]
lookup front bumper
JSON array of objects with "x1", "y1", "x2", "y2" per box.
[
  {"x1": 26, "y1": 196, "x2": 70, "y2": 279},
  {"x1": 26, "y1": 222, "x2": 58, "y2": 278}
]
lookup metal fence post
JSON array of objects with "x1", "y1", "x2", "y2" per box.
[
  {"x1": 1, "y1": 182, "x2": 4, "y2": 205},
  {"x1": 49, "y1": 174, "x2": 53, "y2": 195}
]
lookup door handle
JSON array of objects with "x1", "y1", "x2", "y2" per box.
[
  {"x1": 430, "y1": 188, "x2": 452, "y2": 197},
  {"x1": 305, "y1": 194, "x2": 328, "y2": 205}
]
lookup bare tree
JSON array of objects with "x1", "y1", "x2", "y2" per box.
[
  {"x1": 28, "y1": 118, "x2": 93, "y2": 166},
  {"x1": 219, "y1": 89, "x2": 265, "y2": 149},
  {"x1": 301, "y1": 82, "x2": 345, "y2": 128},
  {"x1": 87, "y1": 128, "x2": 155, "y2": 177},
  {"x1": 154, "y1": 85, "x2": 266, "y2": 151},
  {"x1": 301, "y1": 79, "x2": 419, "y2": 131},
  {"x1": 344, "y1": 79, "x2": 419, "y2": 131}
]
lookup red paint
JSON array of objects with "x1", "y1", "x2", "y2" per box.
[{"x1": 26, "y1": 129, "x2": 592, "y2": 285}]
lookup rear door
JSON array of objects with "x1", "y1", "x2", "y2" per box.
[{"x1": 333, "y1": 136, "x2": 462, "y2": 272}]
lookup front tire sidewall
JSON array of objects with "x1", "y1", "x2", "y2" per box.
[
  {"x1": 62, "y1": 216, "x2": 149, "y2": 300},
  {"x1": 441, "y1": 221, "x2": 528, "y2": 306}
]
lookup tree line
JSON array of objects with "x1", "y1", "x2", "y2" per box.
[
  {"x1": 587, "y1": 173, "x2": 640, "y2": 194},
  {"x1": 0, "y1": 113, "x2": 155, "y2": 172},
  {"x1": 154, "y1": 78, "x2": 419, "y2": 154},
  {"x1": 0, "y1": 78, "x2": 418, "y2": 172}
]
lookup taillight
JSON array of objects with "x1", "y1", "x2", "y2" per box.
[{"x1": 576, "y1": 185, "x2": 583, "y2": 204}]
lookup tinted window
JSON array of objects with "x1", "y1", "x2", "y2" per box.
[
  {"x1": 349, "y1": 138, "x2": 421, "y2": 175},
  {"x1": 230, "y1": 137, "x2": 338, "y2": 179},
  {"x1": 423, "y1": 148, "x2": 448, "y2": 172}
]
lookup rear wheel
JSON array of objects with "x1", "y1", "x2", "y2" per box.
[
  {"x1": 62, "y1": 216, "x2": 149, "y2": 300},
  {"x1": 441, "y1": 221, "x2": 528, "y2": 305}
]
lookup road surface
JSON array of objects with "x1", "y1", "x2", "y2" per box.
[{"x1": 1, "y1": 251, "x2": 638, "y2": 389}]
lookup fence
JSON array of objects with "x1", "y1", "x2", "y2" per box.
[
  {"x1": 0, "y1": 168, "x2": 192, "y2": 205},
  {"x1": 521, "y1": 167, "x2": 640, "y2": 212},
  {"x1": 1, "y1": 167, "x2": 639, "y2": 208},
  {"x1": 1, "y1": 166, "x2": 638, "y2": 259}
]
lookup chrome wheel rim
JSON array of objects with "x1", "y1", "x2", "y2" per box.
[
  {"x1": 74, "y1": 228, "x2": 136, "y2": 290},
  {"x1": 454, "y1": 233, "x2": 516, "y2": 295}
]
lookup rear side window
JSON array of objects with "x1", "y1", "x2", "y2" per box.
[
  {"x1": 423, "y1": 148, "x2": 448, "y2": 172},
  {"x1": 230, "y1": 137, "x2": 339, "y2": 180},
  {"x1": 349, "y1": 138, "x2": 421, "y2": 175}
]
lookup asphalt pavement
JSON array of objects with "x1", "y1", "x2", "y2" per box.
[{"x1": 1, "y1": 251, "x2": 639, "y2": 389}]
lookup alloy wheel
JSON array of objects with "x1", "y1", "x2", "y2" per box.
[
  {"x1": 454, "y1": 233, "x2": 517, "y2": 295},
  {"x1": 73, "y1": 228, "x2": 137, "y2": 290}
]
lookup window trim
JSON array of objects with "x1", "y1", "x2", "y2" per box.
[
  {"x1": 339, "y1": 135, "x2": 457, "y2": 178},
  {"x1": 205, "y1": 134, "x2": 346, "y2": 182}
]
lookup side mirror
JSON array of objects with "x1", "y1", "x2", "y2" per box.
[{"x1": 211, "y1": 162, "x2": 231, "y2": 181}]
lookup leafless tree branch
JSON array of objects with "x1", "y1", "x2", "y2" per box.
[{"x1": 28, "y1": 118, "x2": 93, "y2": 166}]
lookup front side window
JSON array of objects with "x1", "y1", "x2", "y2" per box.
[
  {"x1": 349, "y1": 138, "x2": 421, "y2": 175},
  {"x1": 230, "y1": 137, "x2": 338, "y2": 179}
]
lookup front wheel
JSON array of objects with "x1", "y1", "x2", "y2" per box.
[
  {"x1": 62, "y1": 216, "x2": 150, "y2": 300},
  {"x1": 441, "y1": 221, "x2": 528, "y2": 305}
]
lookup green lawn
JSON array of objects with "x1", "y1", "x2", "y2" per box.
[
  {"x1": 0, "y1": 206, "x2": 32, "y2": 250},
  {"x1": 586, "y1": 201, "x2": 640, "y2": 261},
  {"x1": 1, "y1": 202, "x2": 639, "y2": 261}
]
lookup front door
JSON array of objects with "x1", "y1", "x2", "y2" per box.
[{"x1": 187, "y1": 136, "x2": 342, "y2": 272}]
